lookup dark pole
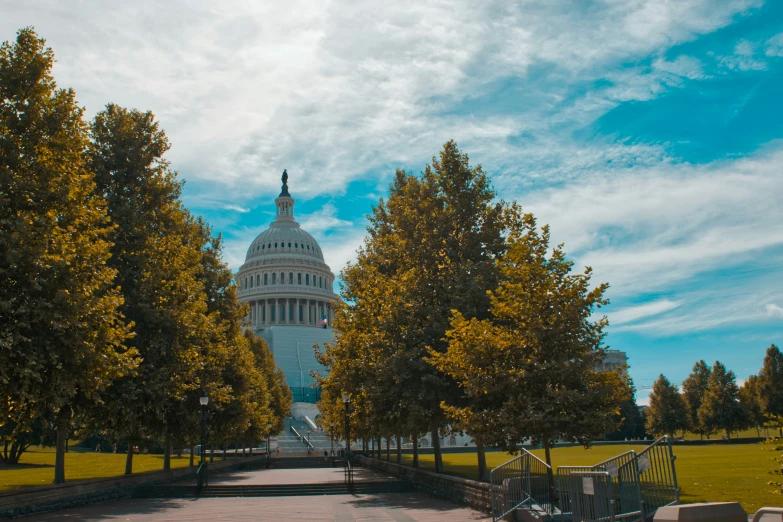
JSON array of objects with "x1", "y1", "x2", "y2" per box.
[
  {"x1": 344, "y1": 401, "x2": 350, "y2": 456},
  {"x1": 200, "y1": 404, "x2": 206, "y2": 464}
]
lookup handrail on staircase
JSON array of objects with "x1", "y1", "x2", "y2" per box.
[{"x1": 291, "y1": 425, "x2": 314, "y2": 452}]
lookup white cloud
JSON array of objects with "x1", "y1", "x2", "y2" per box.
[
  {"x1": 610, "y1": 300, "x2": 682, "y2": 325},
  {"x1": 766, "y1": 33, "x2": 783, "y2": 57},
  {"x1": 767, "y1": 304, "x2": 783, "y2": 318},
  {"x1": 0, "y1": 0, "x2": 761, "y2": 207},
  {"x1": 719, "y1": 39, "x2": 768, "y2": 71}
]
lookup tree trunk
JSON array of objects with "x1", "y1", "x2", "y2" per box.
[
  {"x1": 210, "y1": 444, "x2": 214, "y2": 463},
  {"x1": 163, "y1": 431, "x2": 171, "y2": 470},
  {"x1": 412, "y1": 437, "x2": 419, "y2": 468},
  {"x1": 177, "y1": 446, "x2": 182, "y2": 458},
  {"x1": 543, "y1": 438, "x2": 555, "y2": 502},
  {"x1": 377, "y1": 436, "x2": 382, "y2": 460},
  {"x1": 54, "y1": 409, "x2": 71, "y2": 484},
  {"x1": 431, "y1": 423, "x2": 444, "y2": 473},
  {"x1": 476, "y1": 437, "x2": 488, "y2": 482},
  {"x1": 222, "y1": 440, "x2": 227, "y2": 461},
  {"x1": 189, "y1": 446, "x2": 194, "y2": 467},
  {"x1": 396, "y1": 435, "x2": 402, "y2": 464},
  {"x1": 125, "y1": 441, "x2": 134, "y2": 475},
  {"x1": 386, "y1": 438, "x2": 390, "y2": 462}
]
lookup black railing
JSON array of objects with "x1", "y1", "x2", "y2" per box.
[
  {"x1": 344, "y1": 457, "x2": 354, "y2": 487},
  {"x1": 196, "y1": 462, "x2": 208, "y2": 495}
]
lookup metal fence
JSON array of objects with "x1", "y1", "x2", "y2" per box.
[
  {"x1": 490, "y1": 436, "x2": 679, "y2": 522},
  {"x1": 555, "y1": 437, "x2": 679, "y2": 522},
  {"x1": 637, "y1": 437, "x2": 680, "y2": 514},
  {"x1": 567, "y1": 471, "x2": 615, "y2": 522},
  {"x1": 490, "y1": 449, "x2": 552, "y2": 521}
]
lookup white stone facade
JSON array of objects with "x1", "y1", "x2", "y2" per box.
[
  {"x1": 598, "y1": 349, "x2": 628, "y2": 371},
  {"x1": 236, "y1": 174, "x2": 338, "y2": 403}
]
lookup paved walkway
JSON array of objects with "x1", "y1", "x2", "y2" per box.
[
  {"x1": 202, "y1": 466, "x2": 394, "y2": 485},
  {"x1": 37, "y1": 493, "x2": 489, "y2": 521},
  {"x1": 36, "y1": 466, "x2": 490, "y2": 521}
]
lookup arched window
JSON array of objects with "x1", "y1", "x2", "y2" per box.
[
  {"x1": 288, "y1": 242, "x2": 291, "y2": 248},
  {"x1": 262, "y1": 244, "x2": 265, "y2": 250},
  {"x1": 297, "y1": 273, "x2": 302, "y2": 285},
  {"x1": 250, "y1": 276, "x2": 253, "y2": 288},
  {"x1": 268, "y1": 243, "x2": 271, "y2": 249},
  {"x1": 289, "y1": 272, "x2": 293, "y2": 284},
  {"x1": 319, "y1": 276, "x2": 322, "y2": 288},
  {"x1": 264, "y1": 273, "x2": 268, "y2": 285},
  {"x1": 306, "y1": 274, "x2": 310, "y2": 285},
  {"x1": 306, "y1": 245, "x2": 310, "y2": 250},
  {"x1": 295, "y1": 242, "x2": 298, "y2": 248},
  {"x1": 272, "y1": 273, "x2": 277, "y2": 284},
  {"x1": 274, "y1": 242, "x2": 278, "y2": 248},
  {"x1": 280, "y1": 272, "x2": 284, "y2": 283},
  {"x1": 256, "y1": 274, "x2": 260, "y2": 286}
]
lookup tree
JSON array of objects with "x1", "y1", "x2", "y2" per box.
[
  {"x1": 431, "y1": 213, "x2": 630, "y2": 486},
  {"x1": 0, "y1": 28, "x2": 136, "y2": 483},
  {"x1": 645, "y1": 375, "x2": 688, "y2": 437},
  {"x1": 606, "y1": 381, "x2": 647, "y2": 441},
  {"x1": 698, "y1": 361, "x2": 744, "y2": 439},
  {"x1": 87, "y1": 104, "x2": 211, "y2": 474},
  {"x1": 759, "y1": 345, "x2": 783, "y2": 435},
  {"x1": 317, "y1": 141, "x2": 513, "y2": 473},
  {"x1": 739, "y1": 375, "x2": 766, "y2": 437},
  {"x1": 681, "y1": 360, "x2": 712, "y2": 439}
]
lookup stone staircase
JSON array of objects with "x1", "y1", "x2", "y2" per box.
[{"x1": 275, "y1": 419, "x2": 342, "y2": 457}]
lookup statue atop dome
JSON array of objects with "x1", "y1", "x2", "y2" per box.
[{"x1": 280, "y1": 169, "x2": 290, "y2": 197}]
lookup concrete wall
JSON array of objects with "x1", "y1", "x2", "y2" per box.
[
  {"x1": 0, "y1": 456, "x2": 267, "y2": 520},
  {"x1": 359, "y1": 456, "x2": 491, "y2": 514}
]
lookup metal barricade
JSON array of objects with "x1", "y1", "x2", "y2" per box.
[
  {"x1": 637, "y1": 437, "x2": 680, "y2": 514},
  {"x1": 569, "y1": 471, "x2": 615, "y2": 522},
  {"x1": 556, "y1": 436, "x2": 679, "y2": 522},
  {"x1": 490, "y1": 449, "x2": 552, "y2": 521}
]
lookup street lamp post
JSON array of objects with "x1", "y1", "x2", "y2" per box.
[
  {"x1": 199, "y1": 393, "x2": 209, "y2": 464},
  {"x1": 266, "y1": 422, "x2": 272, "y2": 463},
  {"x1": 342, "y1": 393, "x2": 351, "y2": 456},
  {"x1": 330, "y1": 421, "x2": 334, "y2": 456}
]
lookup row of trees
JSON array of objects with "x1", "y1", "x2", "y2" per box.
[
  {"x1": 315, "y1": 140, "x2": 630, "y2": 481},
  {"x1": 646, "y1": 345, "x2": 783, "y2": 439},
  {"x1": 0, "y1": 28, "x2": 291, "y2": 481}
]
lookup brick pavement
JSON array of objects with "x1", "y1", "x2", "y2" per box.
[{"x1": 35, "y1": 493, "x2": 490, "y2": 521}]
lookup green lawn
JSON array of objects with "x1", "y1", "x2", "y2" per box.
[
  {"x1": 390, "y1": 443, "x2": 781, "y2": 513},
  {"x1": 0, "y1": 446, "x2": 192, "y2": 491}
]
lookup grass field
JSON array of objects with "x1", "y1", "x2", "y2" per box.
[
  {"x1": 0, "y1": 446, "x2": 192, "y2": 492},
  {"x1": 392, "y1": 443, "x2": 782, "y2": 513}
]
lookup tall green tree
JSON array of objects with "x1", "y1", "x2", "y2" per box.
[
  {"x1": 645, "y1": 375, "x2": 688, "y2": 437},
  {"x1": 318, "y1": 141, "x2": 513, "y2": 472},
  {"x1": 698, "y1": 361, "x2": 744, "y2": 439},
  {"x1": 739, "y1": 375, "x2": 766, "y2": 437},
  {"x1": 87, "y1": 104, "x2": 210, "y2": 474},
  {"x1": 606, "y1": 381, "x2": 647, "y2": 441},
  {"x1": 681, "y1": 360, "x2": 712, "y2": 439},
  {"x1": 759, "y1": 345, "x2": 783, "y2": 435},
  {"x1": 431, "y1": 213, "x2": 630, "y2": 484},
  {"x1": 0, "y1": 28, "x2": 136, "y2": 481}
]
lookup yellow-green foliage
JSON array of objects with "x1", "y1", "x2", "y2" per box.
[
  {"x1": 393, "y1": 443, "x2": 778, "y2": 513},
  {"x1": 0, "y1": 447, "x2": 191, "y2": 491}
]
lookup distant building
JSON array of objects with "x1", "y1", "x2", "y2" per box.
[
  {"x1": 598, "y1": 349, "x2": 628, "y2": 371},
  {"x1": 235, "y1": 171, "x2": 338, "y2": 416}
]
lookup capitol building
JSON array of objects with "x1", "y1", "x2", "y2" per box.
[{"x1": 236, "y1": 171, "x2": 337, "y2": 412}]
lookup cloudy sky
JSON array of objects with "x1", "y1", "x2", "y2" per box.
[{"x1": 5, "y1": 0, "x2": 782, "y2": 402}]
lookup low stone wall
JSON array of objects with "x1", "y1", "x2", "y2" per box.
[
  {"x1": 359, "y1": 456, "x2": 491, "y2": 513},
  {"x1": 0, "y1": 455, "x2": 268, "y2": 520}
]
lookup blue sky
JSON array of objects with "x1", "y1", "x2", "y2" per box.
[{"x1": 5, "y1": 0, "x2": 783, "y2": 403}]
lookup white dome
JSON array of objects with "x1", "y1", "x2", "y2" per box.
[
  {"x1": 236, "y1": 171, "x2": 338, "y2": 333},
  {"x1": 245, "y1": 221, "x2": 325, "y2": 262}
]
